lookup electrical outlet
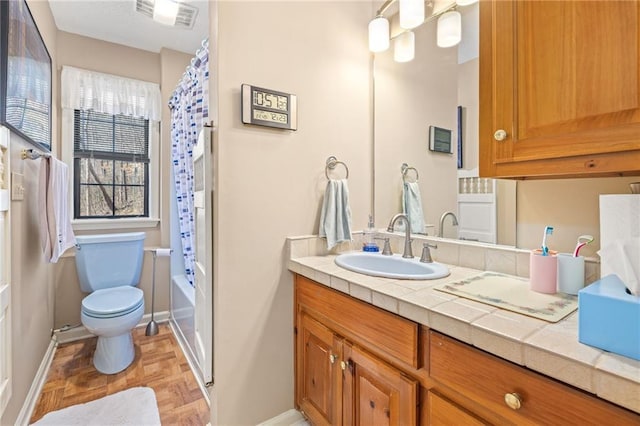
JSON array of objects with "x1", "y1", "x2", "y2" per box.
[{"x1": 11, "y1": 172, "x2": 24, "y2": 201}]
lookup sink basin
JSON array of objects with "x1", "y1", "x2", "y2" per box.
[{"x1": 335, "y1": 252, "x2": 450, "y2": 280}]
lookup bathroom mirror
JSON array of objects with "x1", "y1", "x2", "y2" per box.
[{"x1": 373, "y1": 3, "x2": 517, "y2": 246}]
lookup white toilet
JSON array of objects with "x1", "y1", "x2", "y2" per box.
[{"x1": 75, "y1": 232, "x2": 146, "y2": 374}]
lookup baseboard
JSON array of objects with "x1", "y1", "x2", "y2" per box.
[
  {"x1": 257, "y1": 409, "x2": 309, "y2": 426},
  {"x1": 15, "y1": 338, "x2": 58, "y2": 426},
  {"x1": 55, "y1": 311, "x2": 170, "y2": 344}
]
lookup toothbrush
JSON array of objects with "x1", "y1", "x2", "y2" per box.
[
  {"x1": 573, "y1": 234, "x2": 594, "y2": 257},
  {"x1": 541, "y1": 226, "x2": 553, "y2": 256}
]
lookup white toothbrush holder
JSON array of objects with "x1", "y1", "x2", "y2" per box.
[{"x1": 556, "y1": 253, "x2": 585, "y2": 295}]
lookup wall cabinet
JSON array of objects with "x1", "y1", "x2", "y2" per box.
[
  {"x1": 479, "y1": 0, "x2": 640, "y2": 178},
  {"x1": 294, "y1": 275, "x2": 639, "y2": 425}
]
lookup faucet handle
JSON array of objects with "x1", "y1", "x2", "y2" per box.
[
  {"x1": 420, "y1": 243, "x2": 437, "y2": 263},
  {"x1": 375, "y1": 237, "x2": 393, "y2": 256}
]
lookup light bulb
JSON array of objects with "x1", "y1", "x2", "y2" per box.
[
  {"x1": 368, "y1": 17, "x2": 390, "y2": 53},
  {"x1": 153, "y1": 0, "x2": 179, "y2": 26},
  {"x1": 437, "y1": 11, "x2": 462, "y2": 48},
  {"x1": 394, "y1": 31, "x2": 415, "y2": 63},
  {"x1": 399, "y1": 0, "x2": 425, "y2": 30}
]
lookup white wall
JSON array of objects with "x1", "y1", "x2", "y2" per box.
[
  {"x1": 211, "y1": 1, "x2": 373, "y2": 424},
  {"x1": 1, "y1": 2, "x2": 58, "y2": 424}
]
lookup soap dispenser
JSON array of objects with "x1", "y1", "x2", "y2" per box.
[{"x1": 363, "y1": 215, "x2": 379, "y2": 252}]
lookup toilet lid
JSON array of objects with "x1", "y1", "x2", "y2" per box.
[{"x1": 82, "y1": 287, "x2": 143, "y2": 317}]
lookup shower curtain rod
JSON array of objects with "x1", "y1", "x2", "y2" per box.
[{"x1": 173, "y1": 38, "x2": 209, "y2": 95}]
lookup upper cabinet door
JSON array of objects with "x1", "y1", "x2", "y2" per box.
[{"x1": 480, "y1": 0, "x2": 640, "y2": 178}]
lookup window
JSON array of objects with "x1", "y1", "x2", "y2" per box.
[
  {"x1": 61, "y1": 66, "x2": 161, "y2": 229},
  {"x1": 73, "y1": 110, "x2": 150, "y2": 218}
]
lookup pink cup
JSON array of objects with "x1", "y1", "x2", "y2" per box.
[{"x1": 530, "y1": 250, "x2": 558, "y2": 294}]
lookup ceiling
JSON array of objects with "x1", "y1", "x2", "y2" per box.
[{"x1": 48, "y1": 0, "x2": 209, "y2": 54}]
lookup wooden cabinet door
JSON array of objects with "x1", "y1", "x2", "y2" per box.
[
  {"x1": 297, "y1": 312, "x2": 343, "y2": 426},
  {"x1": 427, "y1": 392, "x2": 488, "y2": 426},
  {"x1": 480, "y1": 0, "x2": 640, "y2": 178},
  {"x1": 343, "y1": 343, "x2": 418, "y2": 426}
]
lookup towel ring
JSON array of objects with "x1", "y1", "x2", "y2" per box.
[
  {"x1": 401, "y1": 163, "x2": 419, "y2": 183},
  {"x1": 325, "y1": 156, "x2": 349, "y2": 179}
]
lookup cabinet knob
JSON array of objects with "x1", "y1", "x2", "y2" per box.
[
  {"x1": 504, "y1": 392, "x2": 522, "y2": 410},
  {"x1": 340, "y1": 361, "x2": 346, "y2": 370},
  {"x1": 494, "y1": 129, "x2": 508, "y2": 141},
  {"x1": 329, "y1": 354, "x2": 337, "y2": 364}
]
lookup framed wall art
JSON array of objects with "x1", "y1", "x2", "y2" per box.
[{"x1": 0, "y1": 0, "x2": 52, "y2": 151}]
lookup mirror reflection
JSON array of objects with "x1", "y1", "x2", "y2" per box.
[{"x1": 373, "y1": 3, "x2": 516, "y2": 246}]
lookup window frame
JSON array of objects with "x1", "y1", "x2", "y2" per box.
[
  {"x1": 62, "y1": 108, "x2": 160, "y2": 231},
  {"x1": 72, "y1": 110, "x2": 150, "y2": 219}
]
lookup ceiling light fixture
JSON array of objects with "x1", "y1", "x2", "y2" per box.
[
  {"x1": 399, "y1": 0, "x2": 425, "y2": 30},
  {"x1": 153, "y1": 0, "x2": 179, "y2": 26},
  {"x1": 369, "y1": 16, "x2": 390, "y2": 52}
]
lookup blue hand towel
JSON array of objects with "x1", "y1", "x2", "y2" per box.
[
  {"x1": 403, "y1": 181, "x2": 426, "y2": 234},
  {"x1": 319, "y1": 179, "x2": 352, "y2": 250}
]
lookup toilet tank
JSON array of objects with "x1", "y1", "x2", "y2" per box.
[{"x1": 75, "y1": 232, "x2": 146, "y2": 292}]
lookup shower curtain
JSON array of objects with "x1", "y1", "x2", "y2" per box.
[{"x1": 168, "y1": 39, "x2": 209, "y2": 287}]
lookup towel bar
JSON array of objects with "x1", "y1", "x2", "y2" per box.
[
  {"x1": 21, "y1": 148, "x2": 51, "y2": 160},
  {"x1": 325, "y1": 156, "x2": 349, "y2": 180},
  {"x1": 401, "y1": 163, "x2": 419, "y2": 183}
]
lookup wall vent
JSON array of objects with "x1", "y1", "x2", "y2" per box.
[{"x1": 135, "y1": 0, "x2": 198, "y2": 29}]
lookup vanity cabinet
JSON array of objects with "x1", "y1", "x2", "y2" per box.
[
  {"x1": 295, "y1": 275, "x2": 421, "y2": 425},
  {"x1": 294, "y1": 274, "x2": 639, "y2": 425},
  {"x1": 298, "y1": 312, "x2": 343, "y2": 424},
  {"x1": 342, "y1": 342, "x2": 418, "y2": 425},
  {"x1": 479, "y1": 0, "x2": 640, "y2": 178},
  {"x1": 429, "y1": 331, "x2": 640, "y2": 425}
]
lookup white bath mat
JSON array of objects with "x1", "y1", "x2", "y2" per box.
[{"x1": 32, "y1": 387, "x2": 161, "y2": 425}]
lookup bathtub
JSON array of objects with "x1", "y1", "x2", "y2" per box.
[{"x1": 170, "y1": 274, "x2": 196, "y2": 362}]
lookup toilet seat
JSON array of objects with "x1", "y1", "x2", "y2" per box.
[{"x1": 82, "y1": 287, "x2": 144, "y2": 318}]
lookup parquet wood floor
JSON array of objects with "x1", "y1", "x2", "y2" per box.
[{"x1": 30, "y1": 323, "x2": 210, "y2": 425}]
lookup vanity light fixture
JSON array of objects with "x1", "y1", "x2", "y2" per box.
[
  {"x1": 399, "y1": 0, "x2": 425, "y2": 30},
  {"x1": 394, "y1": 31, "x2": 415, "y2": 62},
  {"x1": 368, "y1": 0, "x2": 463, "y2": 59},
  {"x1": 436, "y1": 10, "x2": 462, "y2": 48},
  {"x1": 153, "y1": 0, "x2": 179, "y2": 26},
  {"x1": 369, "y1": 16, "x2": 390, "y2": 52}
]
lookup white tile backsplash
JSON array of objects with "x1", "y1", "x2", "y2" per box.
[{"x1": 485, "y1": 248, "x2": 517, "y2": 275}]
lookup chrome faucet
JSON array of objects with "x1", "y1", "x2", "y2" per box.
[
  {"x1": 439, "y1": 211, "x2": 459, "y2": 238},
  {"x1": 387, "y1": 213, "x2": 413, "y2": 258}
]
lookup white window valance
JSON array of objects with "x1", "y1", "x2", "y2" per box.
[{"x1": 61, "y1": 66, "x2": 161, "y2": 121}]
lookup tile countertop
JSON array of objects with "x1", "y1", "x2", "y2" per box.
[{"x1": 286, "y1": 235, "x2": 640, "y2": 415}]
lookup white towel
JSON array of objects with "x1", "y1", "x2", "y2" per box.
[
  {"x1": 39, "y1": 157, "x2": 76, "y2": 263},
  {"x1": 403, "y1": 181, "x2": 426, "y2": 234},
  {"x1": 319, "y1": 179, "x2": 352, "y2": 250}
]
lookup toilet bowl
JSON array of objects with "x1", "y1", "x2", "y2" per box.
[
  {"x1": 81, "y1": 287, "x2": 144, "y2": 374},
  {"x1": 75, "y1": 232, "x2": 146, "y2": 374}
]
